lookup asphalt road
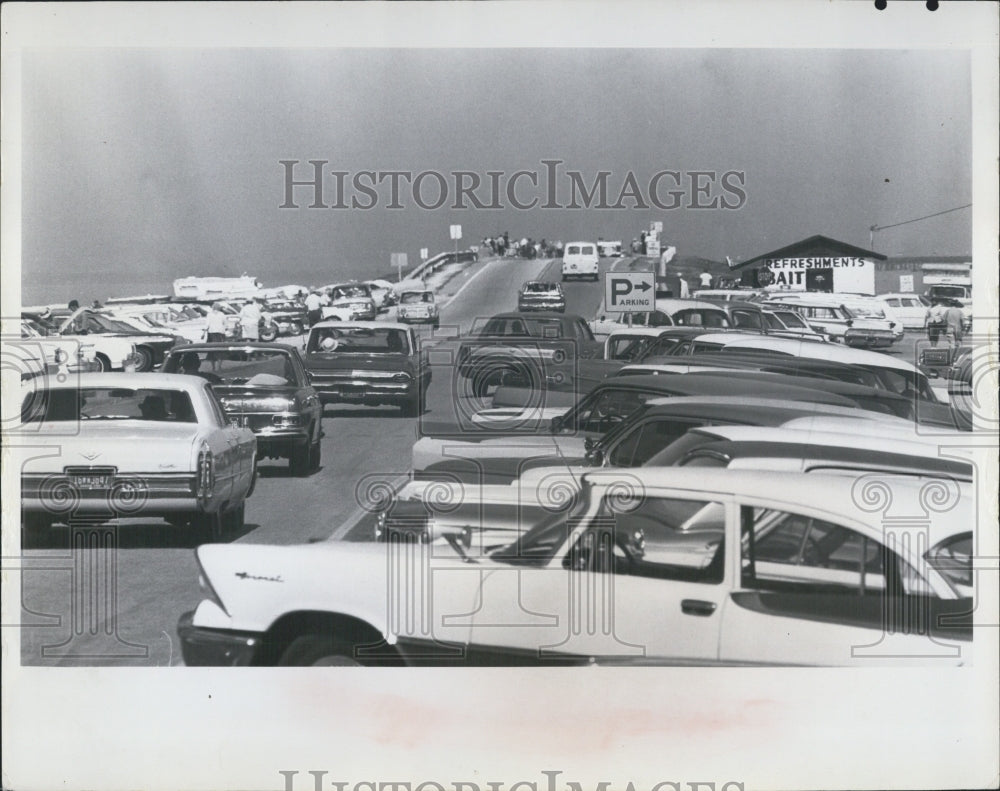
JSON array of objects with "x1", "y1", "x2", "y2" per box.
[{"x1": 16, "y1": 255, "x2": 624, "y2": 665}]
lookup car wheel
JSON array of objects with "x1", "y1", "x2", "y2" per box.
[
  {"x1": 289, "y1": 321, "x2": 303, "y2": 336},
  {"x1": 194, "y1": 510, "x2": 226, "y2": 542},
  {"x1": 400, "y1": 386, "x2": 423, "y2": 418},
  {"x1": 278, "y1": 634, "x2": 361, "y2": 666},
  {"x1": 307, "y1": 434, "x2": 322, "y2": 472},
  {"x1": 289, "y1": 443, "x2": 312, "y2": 476},
  {"x1": 224, "y1": 503, "x2": 245, "y2": 534},
  {"x1": 134, "y1": 346, "x2": 155, "y2": 372},
  {"x1": 94, "y1": 353, "x2": 112, "y2": 372},
  {"x1": 259, "y1": 322, "x2": 279, "y2": 342}
]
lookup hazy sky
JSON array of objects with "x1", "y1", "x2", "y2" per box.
[{"x1": 21, "y1": 48, "x2": 971, "y2": 303}]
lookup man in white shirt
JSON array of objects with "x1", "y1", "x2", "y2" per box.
[
  {"x1": 239, "y1": 299, "x2": 262, "y2": 341},
  {"x1": 699, "y1": 271, "x2": 713, "y2": 288},
  {"x1": 304, "y1": 291, "x2": 323, "y2": 327},
  {"x1": 205, "y1": 302, "x2": 228, "y2": 342}
]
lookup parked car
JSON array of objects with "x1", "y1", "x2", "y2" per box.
[
  {"x1": 761, "y1": 299, "x2": 897, "y2": 348},
  {"x1": 760, "y1": 307, "x2": 828, "y2": 341},
  {"x1": 692, "y1": 289, "x2": 764, "y2": 302},
  {"x1": 876, "y1": 293, "x2": 931, "y2": 330},
  {"x1": 22, "y1": 312, "x2": 141, "y2": 372},
  {"x1": 657, "y1": 332, "x2": 939, "y2": 403},
  {"x1": 396, "y1": 290, "x2": 440, "y2": 327},
  {"x1": 561, "y1": 241, "x2": 600, "y2": 281},
  {"x1": 19, "y1": 373, "x2": 257, "y2": 539},
  {"x1": 52, "y1": 307, "x2": 186, "y2": 371},
  {"x1": 303, "y1": 321, "x2": 430, "y2": 416},
  {"x1": 260, "y1": 299, "x2": 309, "y2": 339},
  {"x1": 178, "y1": 468, "x2": 972, "y2": 666},
  {"x1": 161, "y1": 344, "x2": 323, "y2": 475},
  {"x1": 322, "y1": 282, "x2": 378, "y2": 321},
  {"x1": 590, "y1": 299, "x2": 767, "y2": 340},
  {"x1": 364, "y1": 279, "x2": 398, "y2": 312},
  {"x1": 18, "y1": 318, "x2": 100, "y2": 378},
  {"x1": 518, "y1": 281, "x2": 567, "y2": 313}
]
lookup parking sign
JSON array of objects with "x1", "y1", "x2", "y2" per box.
[{"x1": 605, "y1": 272, "x2": 655, "y2": 313}]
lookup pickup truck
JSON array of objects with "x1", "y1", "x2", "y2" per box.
[{"x1": 456, "y1": 311, "x2": 603, "y2": 398}]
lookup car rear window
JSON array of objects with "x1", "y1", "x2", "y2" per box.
[{"x1": 23, "y1": 387, "x2": 197, "y2": 423}]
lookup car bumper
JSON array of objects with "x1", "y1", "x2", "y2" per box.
[
  {"x1": 398, "y1": 313, "x2": 438, "y2": 323},
  {"x1": 313, "y1": 381, "x2": 415, "y2": 404},
  {"x1": 177, "y1": 610, "x2": 262, "y2": 666},
  {"x1": 21, "y1": 473, "x2": 201, "y2": 515},
  {"x1": 845, "y1": 330, "x2": 896, "y2": 347},
  {"x1": 518, "y1": 301, "x2": 566, "y2": 312}
]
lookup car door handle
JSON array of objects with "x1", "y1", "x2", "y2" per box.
[{"x1": 681, "y1": 599, "x2": 717, "y2": 617}]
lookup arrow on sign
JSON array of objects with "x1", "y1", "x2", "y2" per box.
[{"x1": 635, "y1": 281, "x2": 651, "y2": 293}]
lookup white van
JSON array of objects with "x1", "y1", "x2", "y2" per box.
[{"x1": 561, "y1": 241, "x2": 600, "y2": 282}]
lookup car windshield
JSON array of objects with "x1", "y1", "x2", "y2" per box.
[
  {"x1": 68, "y1": 313, "x2": 143, "y2": 334},
  {"x1": 307, "y1": 326, "x2": 410, "y2": 355},
  {"x1": 479, "y1": 317, "x2": 564, "y2": 337},
  {"x1": 22, "y1": 387, "x2": 197, "y2": 423},
  {"x1": 489, "y1": 509, "x2": 583, "y2": 567},
  {"x1": 773, "y1": 310, "x2": 809, "y2": 329},
  {"x1": 400, "y1": 292, "x2": 433, "y2": 304},
  {"x1": 164, "y1": 349, "x2": 298, "y2": 387},
  {"x1": 524, "y1": 283, "x2": 556, "y2": 294},
  {"x1": 331, "y1": 285, "x2": 370, "y2": 300},
  {"x1": 926, "y1": 532, "x2": 972, "y2": 594},
  {"x1": 930, "y1": 286, "x2": 968, "y2": 300}
]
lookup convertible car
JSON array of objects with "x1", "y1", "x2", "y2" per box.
[{"x1": 19, "y1": 373, "x2": 257, "y2": 540}]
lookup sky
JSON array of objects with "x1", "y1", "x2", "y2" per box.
[{"x1": 20, "y1": 48, "x2": 972, "y2": 304}]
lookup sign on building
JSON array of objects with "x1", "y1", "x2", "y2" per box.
[
  {"x1": 899, "y1": 274, "x2": 914, "y2": 293},
  {"x1": 764, "y1": 256, "x2": 875, "y2": 295},
  {"x1": 605, "y1": 272, "x2": 655, "y2": 313},
  {"x1": 449, "y1": 224, "x2": 462, "y2": 240}
]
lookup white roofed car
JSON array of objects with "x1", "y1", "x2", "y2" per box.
[
  {"x1": 19, "y1": 373, "x2": 257, "y2": 542},
  {"x1": 396, "y1": 290, "x2": 440, "y2": 327},
  {"x1": 561, "y1": 241, "x2": 600, "y2": 282},
  {"x1": 177, "y1": 468, "x2": 973, "y2": 666},
  {"x1": 876, "y1": 293, "x2": 931, "y2": 330},
  {"x1": 662, "y1": 332, "x2": 939, "y2": 403}
]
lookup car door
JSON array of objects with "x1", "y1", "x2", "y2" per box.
[
  {"x1": 203, "y1": 384, "x2": 249, "y2": 499},
  {"x1": 462, "y1": 492, "x2": 733, "y2": 663},
  {"x1": 719, "y1": 503, "x2": 969, "y2": 665}
]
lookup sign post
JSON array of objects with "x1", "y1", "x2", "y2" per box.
[
  {"x1": 604, "y1": 272, "x2": 655, "y2": 316},
  {"x1": 391, "y1": 252, "x2": 408, "y2": 283}
]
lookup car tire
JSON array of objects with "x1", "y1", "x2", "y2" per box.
[
  {"x1": 289, "y1": 443, "x2": 312, "y2": 477},
  {"x1": 224, "y1": 502, "x2": 245, "y2": 534},
  {"x1": 134, "y1": 346, "x2": 154, "y2": 372},
  {"x1": 307, "y1": 434, "x2": 322, "y2": 473},
  {"x1": 94, "y1": 353, "x2": 112, "y2": 372},
  {"x1": 259, "y1": 322, "x2": 279, "y2": 342},
  {"x1": 278, "y1": 633, "x2": 361, "y2": 666},
  {"x1": 194, "y1": 509, "x2": 226, "y2": 542},
  {"x1": 400, "y1": 385, "x2": 423, "y2": 418},
  {"x1": 289, "y1": 321, "x2": 303, "y2": 336}
]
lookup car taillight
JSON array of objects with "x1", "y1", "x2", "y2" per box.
[
  {"x1": 196, "y1": 442, "x2": 215, "y2": 501},
  {"x1": 272, "y1": 414, "x2": 305, "y2": 427}
]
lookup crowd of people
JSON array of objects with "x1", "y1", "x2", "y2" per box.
[
  {"x1": 926, "y1": 298, "x2": 966, "y2": 349},
  {"x1": 482, "y1": 233, "x2": 561, "y2": 259}
]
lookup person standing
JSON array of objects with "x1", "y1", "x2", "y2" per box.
[
  {"x1": 926, "y1": 300, "x2": 947, "y2": 347},
  {"x1": 239, "y1": 298, "x2": 262, "y2": 341},
  {"x1": 304, "y1": 290, "x2": 323, "y2": 327},
  {"x1": 944, "y1": 302, "x2": 966, "y2": 351},
  {"x1": 205, "y1": 302, "x2": 228, "y2": 342},
  {"x1": 679, "y1": 277, "x2": 690, "y2": 299},
  {"x1": 699, "y1": 271, "x2": 713, "y2": 289}
]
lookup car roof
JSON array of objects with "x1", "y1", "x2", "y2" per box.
[
  {"x1": 654, "y1": 298, "x2": 725, "y2": 311},
  {"x1": 40, "y1": 372, "x2": 210, "y2": 391},
  {"x1": 565, "y1": 240, "x2": 597, "y2": 246},
  {"x1": 167, "y1": 341, "x2": 293, "y2": 353},
  {"x1": 487, "y1": 311, "x2": 579, "y2": 320},
  {"x1": 521, "y1": 281, "x2": 560, "y2": 288},
  {"x1": 686, "y1": 424, "x2": 942, "y2": 452},
  {"x1": 580, "y1": 467, "x2": 970, "y2": 540},
  {"x1": 607, "y1": 327, "x2": 677, "y2": 338},
  {"x1": 679, "y1": 333, "x2": 919, "y2": 372},
  {"x1": 638, "y1": 396, "x2": 900, "y2": 424},
  {"x1": 310, "y1": 320, "x2": 410, "y2": 331},
  {"x1": 593, "y1": 373, "x2": 858, "y2": 407}
]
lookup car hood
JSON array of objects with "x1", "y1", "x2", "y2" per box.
[{"x1": 20, "y1": 422, "x2": 207, "y2": 473}]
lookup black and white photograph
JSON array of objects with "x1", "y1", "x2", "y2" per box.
[{"x1": 2, "y1": 2, "x2": 998, "y2": 790}]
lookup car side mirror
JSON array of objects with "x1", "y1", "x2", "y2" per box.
[{"x1": 550, "y1": 415, "x2": 564, "y2": 434}]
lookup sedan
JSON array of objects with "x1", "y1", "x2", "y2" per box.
[
  {"x1": 161, "y1": 344, "x2": 323, "y2": 475},
  {"x1": 178, "y1": 468, "x2": 972, "y2": 666},
  {"x1": 19, "y1": 373, "x2": 257, "y2": 540}
]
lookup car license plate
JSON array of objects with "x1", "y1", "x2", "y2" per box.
[{"x1": 66, "y1": 467, "x2": 116, "y2": 489}]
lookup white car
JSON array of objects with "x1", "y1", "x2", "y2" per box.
[
  {"x1": 19, "y1": 373, "x2": 257, "y2": 540},
  {"x1": 561, "y1": 241, "x2": 600, "y2": 282},
  {"x1": 396, "y1": 290, "x2": 440, "y2": 326},
  {"x1": 589, "y1": 299, "x2": 733, "y2": 340},
  {"x1": 876, "y1": 293, "x2": 931, "y2": 330},
  {"x1": 761, "y1": 299, "x2": 897, "y2": 347},
  {"x1": 24, "y1": 313, "x2": 140, "y2": 372},
  {"x1": 18, "y1": 318, "x2": 99, "y2": 378},
  {"x1": 322, "y1": 282, "x2": 378, "y2": 321},
  {"x1": 177, "y1": 468, "x2": 972, "y2": 666}
]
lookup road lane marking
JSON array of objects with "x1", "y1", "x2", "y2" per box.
[{"x1": 327, "y1": 472, "x2": 410, "y2": 541}]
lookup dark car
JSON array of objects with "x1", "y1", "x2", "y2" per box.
[
  {"x1": 161, "y1": 343, "x2": 323, "y2": 475},
  {"x1": 261, "y1": 299, "x2": 308, "y2": 339},
  {"x1": 457, "y1": 311, "x2": 603, "y2": 397},
  {"x1": 517, "y1": 281, "x2": 566, "y2": 313},
  {"x1": 303, "y1": 321, "x2": 430, "y2": 416}
]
